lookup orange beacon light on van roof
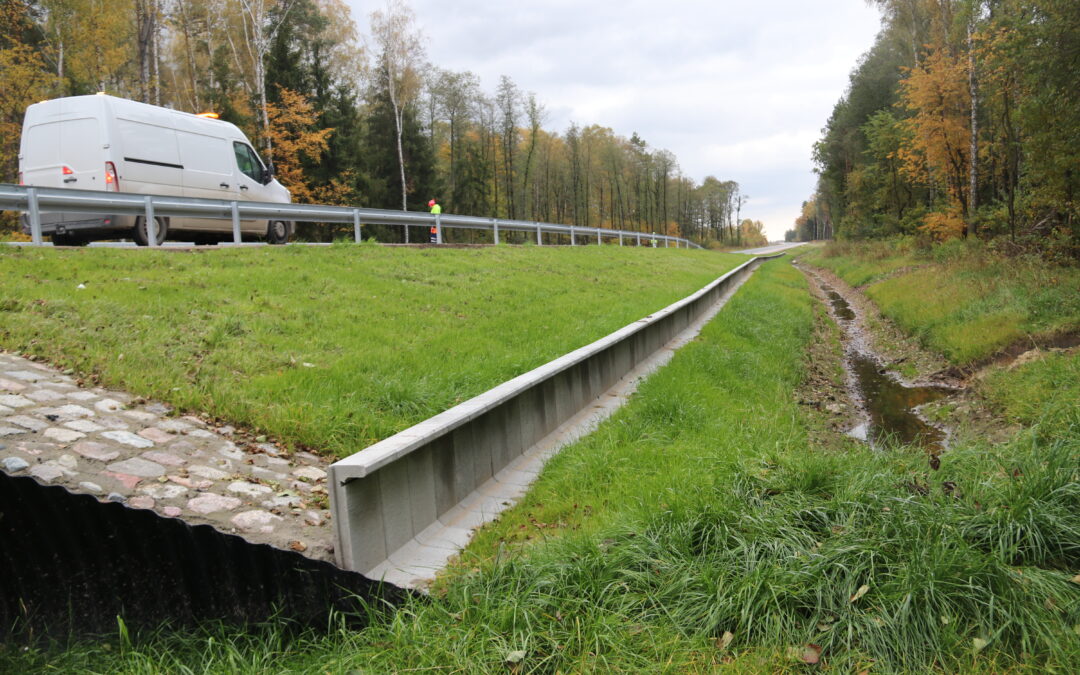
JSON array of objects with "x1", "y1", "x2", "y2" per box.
[{"x1": 196, "y1": 112, "x2": 220, "y2": 119}]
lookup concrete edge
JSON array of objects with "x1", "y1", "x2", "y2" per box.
[{"x1": 332, "y1": 256, "x2": 763, "y2": 479}]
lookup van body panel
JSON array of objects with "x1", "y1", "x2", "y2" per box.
[{"x1": 18, "y1": 95, "x2": 292, "y2": 242}]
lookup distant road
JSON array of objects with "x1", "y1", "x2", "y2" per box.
[{"x1": 735, "y1": 242, "x2": 808, "y2": 255}]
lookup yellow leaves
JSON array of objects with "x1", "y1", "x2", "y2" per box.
[
  {"x1": 898, "y1": 44, "x2": 971, "y2": 213},
  {"x1": 919, "y1": 207, "x2": 966, "y2": 242},
  {"x1": 265, "y1": 88, "x2": 334, "y2": 205},
  {"x1": 0, "y1": 44, "x2": 52, "y2": 182}
]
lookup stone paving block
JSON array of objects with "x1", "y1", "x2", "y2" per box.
[
  {"x1": 42, "y1": 427, "x2": 85, "y2": 443},
  {"x1": 0, "y1": 377, "x2": 27, "y2": 392},
  {"x1": 101, "y1": 430, "x2": 154, "y2": 448},
  {"x1": 94, "y1": 398, "x2": 124, "y2": 412},
  {"x1": 66, "y1": 391, "x2": 99, "y2": 401},
  {"x1": 0, "y1": 395, "x2": 34, "y2": 408},
  {"x1": 292, "y1": 466, "x2": 327, "y2": 481},
  {"x1": 71, "y1": 441, "x2": 121, "y2": 462},
  {"x1": 54, "y1": 404, "x2": 95, "y2": 418},
  {"x1": 162, "y1": 506, "x2": 183, "y2": 517},
  {"x1": 250, "y1": 466, "x2": 287, "y2": 483},
  {"x1": 4, "y1": 415, "x2": 48, "y2": 431},
  {"x1": 64, "y1": 419, "x2": 106, "y2": 433},
  {"x1": 188, "y1": 493, "x2": 242, "y2": 514},
  {"x1": 0, "y1": 427, "x2": 24, "y2": 437},
  {"x1": 187, "y1": 464, "x2": 231, "y2": 481},
  {"x1": 0, "y1": 405, "x2": 12, "y2": 415},
  {"x1": 6, "y1": 370, "x2": 46, "y2": 382},
  {"x1": 218, "y1": 442, "x2": 244, "y2": 460},
  {"x1": 186, "y1": 429, "x2": 216, "y2": 439},
  {"x1": 95, "y1": 416, "x2": 131, "y2": 430},
  {"x1": 231, "y1": 510, "x2": 282, "y2": 533},
  {"x1": 1, "y1": 456, "x2": 29, "y2": 472},
  {"x1": 227, "y1": 480, "x2": 273, "y2": 499},
  {"x1": 128, "y1": 495, "x2": 155, "y2": 509},
  {"x1": 78, "y1": 481, "x2": 103, "y2": 494},
  {"x1": 102, "y1": 471, "x2": 142, "y2": 490},
  {"x1": 138, "y1": 483, "x2": 189, "y2": 500},
  {"x1": 29, "y1": 464, "x2": 67, "y2": 483},
  {"x1": 141, "y1": 450, "x2": 185, "y2": 467},
  {"x1": 155, "y1": 419, "x2": 192, "y2": 433},
  {"x1": 123, "y1": 410, "x2": 157, "y2": 422},
  {"x1": 137, "y1": 427, "x2": 173, "y2": 444},
  {"x1": 106, "y1": 457, "x2": 166, "y2": 478},
  {"x1": 168, "y1": 474, "x2": 214, "y2": 490},
  {"x1": 25, "y1": 389, "x2": 65, "y2": 402}
]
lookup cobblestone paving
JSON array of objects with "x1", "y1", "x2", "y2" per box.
[{"x1": 0, "y1": 351, "x2": 334, "y2": 561}]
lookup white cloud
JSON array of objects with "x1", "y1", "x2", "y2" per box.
[{"x1": 350, "y1": 0, "x2": 882, "y2": 240}]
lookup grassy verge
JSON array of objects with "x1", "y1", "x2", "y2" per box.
[
  {"x1": 801, "y1": 238, "x2": 1080, "y2": 363},
  {"x1": 0, "y1": 245, "x2": 741, "y2": 458},
  {"x1": 6, "y1": 257, "x2": 1077, "y2": 673}
]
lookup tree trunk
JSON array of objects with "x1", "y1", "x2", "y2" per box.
[{"x1": 967, "y1": 18, "x2": 978, "y2": 237}]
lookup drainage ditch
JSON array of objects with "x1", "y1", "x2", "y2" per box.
[{"x1": 800, "y1": 264, "x2": 955, "y2": 457}]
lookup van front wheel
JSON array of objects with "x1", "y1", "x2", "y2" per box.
[
  {"x1": 133, "y1": 217, "x2": 168, "y2": 247},
  {"x1": 266, "y1": 220, "x2": 289, "y2": 245}
]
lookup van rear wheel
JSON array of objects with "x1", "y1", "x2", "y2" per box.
[
  {"x1": 133, "y1": 217, "x2": 168, "y2": 247},
  {"x1": 266, "y1": 220, "x2": 289, "y2": 245}
]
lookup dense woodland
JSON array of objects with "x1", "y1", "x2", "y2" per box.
[
  {"x1": 0, "y1": 0, "x2": 768, "y2": 246},
  {"x1": 788, "y1": 0, "x2": 1079, "y2": 258}
]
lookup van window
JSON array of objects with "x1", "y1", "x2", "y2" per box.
[{"x1": 233, "y1": 142, "x2": 265, "y2": 181}]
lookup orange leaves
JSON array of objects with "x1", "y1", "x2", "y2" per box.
[
  {"x1": 264, "y1": 88, "x2": 333, "y2": 205},
  {"x1": 920, "y1": 206, "x2": 966, "y2": 241},
  {"x1": 898, "y1": 46, "x2": 972, "y2": 214}
]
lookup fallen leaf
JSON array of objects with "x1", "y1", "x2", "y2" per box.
[
  {"x1": 1071, "y1": 574, "x2": 1080, "y2": 584},
  {"x1": 288, "y1": 540, "x2": 307, "y2": 552},
  {"x1": 504, "y1": 650, "x2": 526, "y2": 664},
  {"x1": 800, "y1": 644, "x2": 822, "y2": 664},
  {"x1": 972, "y1": 638, "x2": 989, "y2": 653},
  {"x1": 716, "y1": 631, "x2": 734, "y2": 651},
  {"x1": 850, "y1": 584, "x2": 870, "y2": 603}
]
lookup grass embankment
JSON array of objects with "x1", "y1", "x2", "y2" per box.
[
  {"x1": 0, "y1": 245, "x2": 741, "y2": 458},
  {"x1": 7, "y1": 257, "x2": 1077, "y2": 673},
  {"x1": 800, "y1": 238, "x2": 1080, "y2": 363}
]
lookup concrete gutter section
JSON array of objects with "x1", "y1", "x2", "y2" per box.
[{"x1": 330, "y1": 254, "x2": 783, "y2": 585}]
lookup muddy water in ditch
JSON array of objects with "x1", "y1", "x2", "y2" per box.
[{"x1": 820, "y1": 285, "x2": 953, "y2": 451}]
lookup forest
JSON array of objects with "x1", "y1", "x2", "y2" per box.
[
  {"x1": 789, "y1": 0, "x2": 1078, "y2": 258},
  {"x1": 0, "y1": 0, "x2": 768, "y2": 246}
]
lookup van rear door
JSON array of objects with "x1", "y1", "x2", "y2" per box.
[{"x1": 20, "y1": 117, "x2": 105, "y2": 190}]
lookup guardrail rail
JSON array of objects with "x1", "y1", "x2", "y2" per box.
[{"x1": 0, "y1": 184, "x2": 701, "y2": 249}]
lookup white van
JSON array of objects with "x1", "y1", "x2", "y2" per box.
[{"x1": 18, "y1": 94, "x2": 293, "y2": 245}]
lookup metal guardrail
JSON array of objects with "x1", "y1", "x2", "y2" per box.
[{"x1": 0, "y1": 183, "x2": 700, "y2": 249}]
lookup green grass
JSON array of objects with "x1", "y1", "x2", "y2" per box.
[
  {"x1": 6, "y1": 257, "x2": 1077, "y2": 673},
  {"x1": 803, "y1": 239, "x2": 1080, "y2": 363},
  {"x1": 0, "y1": 245, "x2": 742, "y2": 458}
]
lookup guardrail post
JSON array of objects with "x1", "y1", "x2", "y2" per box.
[
  {"x1": 27, "y1": 187, "x2": 42, "y2": 246},
  {"x1": 536, "y1": 222, "x2": 542, "y2": 246},
  {"x1": 404, "y1": 220, "x2": 410, "y2": 244},
  {"x1": 664, "y1": 237, "x2": 669, "y2": 248},
  {"x1": 435, "y1": 213, "x2": 442, "y2": 245},
  {"x1": 493, "y1": 218, "x2": 499, "y2": 245},
  {"x1": 619, "y1": 231, "x2": 623, "y2": 246},
  {"x1": 231, "y1": 201, "x2": 241, "y2": 244},
  {"x1": 570, "y1": 225, "x2": 575, "y2": 246},
  {"x1": 144, "y1": 196, "x2": 157, "y2": 247},
  {"x1": 353, "y1": 209, "x2": 361, "y2": 243},
  {"x1": 636, "y1": 233, "x2": 641, "y2": 246},
  {"x1": 596, "y1": 227, "x2": 602, "y2": 245}
]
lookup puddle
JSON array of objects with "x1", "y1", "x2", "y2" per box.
[{"x1": 814, "y1": 278, "x2": 953, "y2": 452}]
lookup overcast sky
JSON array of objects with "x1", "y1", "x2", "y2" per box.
[{"x1": 351, "y1": 0, "x2": 883, "y2": 240}]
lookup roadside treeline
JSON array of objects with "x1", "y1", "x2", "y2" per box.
[
  {"x1": 0, "y1": 0, "x2": 767, "y2": 246},
  {"x1": 788, "y1": 0, "x2": 1078, "y2": 257}
]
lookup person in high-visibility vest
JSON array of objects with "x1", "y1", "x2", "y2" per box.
[
  {"x1": 428, "y1": 199, "x2": 442, "y2": 243},
  {"x1": 650, "y1": 233, "x2": 658, "y2": 248}
]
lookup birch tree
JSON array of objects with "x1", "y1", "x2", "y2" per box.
[{"x1": 369, "y1": 0, "x2": 425, "y2": 212}]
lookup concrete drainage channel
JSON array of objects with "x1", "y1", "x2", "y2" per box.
[
  {"x1": 0, "y1": 253, "x2": 780, "y2": 636},
  {"x1": 331, "y1": 253, "x2": 783, "y2": 587}
]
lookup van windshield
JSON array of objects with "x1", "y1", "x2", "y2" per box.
[{"x1": 233, "y1": 142, "x2": 265, "y2": 182}]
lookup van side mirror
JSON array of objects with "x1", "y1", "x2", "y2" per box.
[{"x1": 261, "y1": 165, "x2": 273, "y2": 184}]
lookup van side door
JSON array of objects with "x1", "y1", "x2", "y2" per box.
[{"x1": 177, "y1": 131, "x2": 238, "y2": 232}]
